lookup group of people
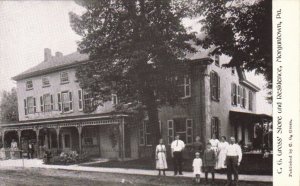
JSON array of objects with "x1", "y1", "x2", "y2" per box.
[
  {"x1": 9, "y1": 139, "x2": 35, "y2": 159},
  {"x1": 155, "y1": 134, "x2": 242, "y2": 186}
]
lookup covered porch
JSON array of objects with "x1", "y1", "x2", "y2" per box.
[
  {"x1": 229, "y1": 111, "x2": 273, "y2": 153},
  {"x1": 0, "y1": 114, "x2": 139, "y2": 160}
]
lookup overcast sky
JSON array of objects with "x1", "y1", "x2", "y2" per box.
[{"x1": 0, "y1": 1, "x2": 272, "y2": 115}]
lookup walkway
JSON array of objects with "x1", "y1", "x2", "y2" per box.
[{"x1": 0, "y1": 159, "x2": 272, "y2": 183}]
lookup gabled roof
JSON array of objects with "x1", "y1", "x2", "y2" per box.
[{"x1": 12, "y1": 52, "x2": 89, "y2": 81}]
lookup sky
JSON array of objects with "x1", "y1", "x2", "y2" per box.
[{"x1": 0, "y1": 1, "x2": 272, "y2": 115}]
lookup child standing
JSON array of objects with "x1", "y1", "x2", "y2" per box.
[
  {"x1": 203, "y1": 142, "x2": 216, "y2": 184},
  {"x1": 192, "y1": 152, "x2": 202, "y2": 184}
]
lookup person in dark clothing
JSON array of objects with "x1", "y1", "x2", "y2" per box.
[
  {"x1": 203, "y1": 142, "x2": 216, "y2": 184},
  {"x1": 193, "y1": 136, "x2": 204, "y2": 157},
  {"x1": 28, "y1": 142, "x2": 34, "y2": 159}
]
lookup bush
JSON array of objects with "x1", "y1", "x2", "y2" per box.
[{"x1": 44, "y1": 151, "x2": 90, "y2": 165}]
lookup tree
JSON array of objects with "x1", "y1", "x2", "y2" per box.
[
  {"x1": 196, "y1": 0, "x2": 272, "y2": 92},
  {"x1": 0, "y1": 88, "x2": 19, "y2": 123},
  {"x1": 69, "y1": 0, "x2": 196, "y2": 147}
]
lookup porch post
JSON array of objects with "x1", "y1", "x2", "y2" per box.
[
  {"x1": 17, "y1": 130, "x2": 21, "y2": 149},
  {"x1": 56, "y1": 127, "x2": 60, "y2": 150},
  {"x1": 77, "y1": 125, "x2": 82, "y2": 154},
  {"x1": 1, "y1": 130, "x2": 5, "y2": 148},
  {"x1": 35, "y1": 129, "x2": 40, "y2": 157}
]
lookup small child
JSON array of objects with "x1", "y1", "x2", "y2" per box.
[
  {"x1": 192, "y1": 152, "x2": 202, "y2": 184},
  {"x1": 203, "y1": 142, "x2": 216, "y2": 184}
]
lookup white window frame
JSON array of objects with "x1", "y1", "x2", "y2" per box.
[
  {"x1": 58, "y1": 91, "x2": 73, "y2": 113},
  {"x1": 60, "y1": 71, "x2": 69, "y2": 84},
  {"x1": 40, "y1": 94, "x2": 53, "y2": 112},
  {"x1": 42, "y1": 76, "x2": 50, "y2": 87},
  {"x1": 167, "y1": 120, "x2": 174, "y2": 145},
  {"x1": 26, "y1": 80, "x2": 33, "y2": 90},
  {"x1": 179, "y1": 75, "x2": 191, "y2": 98},
  {"x1": 112, "y1": 94, "x2": 118, "y2": 105},
  {"x1": 26, "y1": 97, "x2": 36, "y2": 114}
]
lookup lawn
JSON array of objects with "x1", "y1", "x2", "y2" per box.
[{"x1": 84, "y1": 154, "x2": 272, "y2": 175}]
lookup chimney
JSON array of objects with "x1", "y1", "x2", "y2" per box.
[
  {"x1": 55, "y1": 51, "x2": 63, "y2": 58},
  {"x1": 44, "y1": 48, "x2": 52, "y2": 61}
]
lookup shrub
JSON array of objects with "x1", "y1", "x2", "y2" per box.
[{"x1": 44, "y1": 151, "x2": 90, "y2": 165}]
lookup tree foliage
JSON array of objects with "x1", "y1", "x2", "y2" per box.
[
  {"x1": 197, "y1": 0, "x2": 272, "y2": 90},
  {"x1": 0, "y1": 88, "x2": 19, "y2": 123},
  {"x1": 70, "y1": 0, "x2": 196, "y2": 145}
]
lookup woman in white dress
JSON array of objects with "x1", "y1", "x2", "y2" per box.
[
  {"x1": 216, "y1": 136, "x2": 229, "y2": 170},
  {"x1": 155, "y1": 138, "x2": 168, "y2": 176},
  {"x1": 209, "y1": 134, "x2": 219, "y2": 154}
]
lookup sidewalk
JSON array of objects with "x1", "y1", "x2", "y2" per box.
[{"x1": 0, "y1": 159, "x2": 272, "y2": 183}]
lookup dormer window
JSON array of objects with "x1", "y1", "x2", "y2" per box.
[
  {"x1": 60, "y1": 72, "x2": 69, "y2": 84},
  {"x1": 215, "y1": 54, "x2": 220, "y2": 66},
  {"x1": 112, "y1": 94, "x2": 118, "y2": 105},
  {"x1": 26, "y1": 80, "x2": 33, "y2": 90},
  {"x1": 42, "y1": 77, "x2": 50, "y2": 87}
]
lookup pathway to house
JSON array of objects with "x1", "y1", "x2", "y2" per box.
[{"x1": 0, "y1": 158, "x2": 272, "y2": 183}]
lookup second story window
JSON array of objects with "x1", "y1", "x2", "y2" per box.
[
  {"x1": 178, "y1": 75, "x2": 191, "y2": 98},
  {"x1": 60, "y1": 72, "x2": 69, "y2": 84},
  {"x1": 211, "y1": 117, "x2": 220, "y2": 139},
  {"x1": 40, "y1": 94, "x2": 54, "y2": 112},
  {"x1": 249, "y1": 91, "x2": 253, "y2": 111},
  {"x1": 26, "y1": 80, "x2": 33, "y2": 90},
  {"x1": 112, "y1": 94, "x2": 118, "y2": 105},
  {"x1": 237, "y1": 85, "x2": 242, "y2": 105},
  {"x1": 210, "y1": 71, "x2": 220, "y2": 101},
  {"x1": 241, "y1": 88, "x2": 247, "y2": 108},
  {"x1": 231, "y1": 83, "x2": 237, "y2": 106},
  {"x1": 215, "y1": 54, "x2": 220, "y2": 66},
  {"x1": 58, "y1": 91, "x2": 73, "y2": 112},
  {"x1": 24, "y1": 97, "x2": 36, "y2": 115},
  {"x1": 42, "y1": 77, "x2": 50, "y2": 87}
]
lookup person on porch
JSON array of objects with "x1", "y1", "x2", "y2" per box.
[
  {"x1": 28, "y1": 141, "x2": 34, "y2": 159},
  {"x1": 10, "y1": 139, "x2": 18, "y2": 159},
  {"x1": 171, "y1": 134, "x2": 185, "y2": 176},
  {"x1": 225, "y1": 137, "x2": 242, "y2": 186}
]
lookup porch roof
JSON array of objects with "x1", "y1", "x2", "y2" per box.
[
  {"x1": 0, "y1": 112, "x2": 129, "y2": 128},
  {"x1": 229, "y1": 111, "x2": 272, "y2": 124}
]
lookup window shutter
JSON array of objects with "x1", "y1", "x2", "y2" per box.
[
  {"x1": 57, "y1": 93, "x2": 62, "y2": 111},
  {"x1": 78, "y1": 90, "x2": 83, "y2": 110},
  {"x1": 217, "y1": 118, "x2": 221, "y2": 139},
  {"x1": 218, "y1": 75, "x2": 220, "y2": 100},
  {"x1": 210, "y1": 72, "x2": 213, "y2": 100},
  {"x1": 33, "y1": 97, "x2": 36, "y2": 113},
  {"x1": 40, "y1": 96, "x2": 44, "y2": 112},
  {"x1": 50, "y1": 95, "x2": 54, "y2": 110},
  {"x1": 24, "y1": 99, "x2": 27, "y2": 115},
  {"x1": 69, "y1": 91, "x2": 73, "y2": 111},
  {"x1": 211, "y1": 118, "x2": 214, "y2": 138}
]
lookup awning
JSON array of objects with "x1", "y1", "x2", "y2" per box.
[{"x1": 229, "y1": 111, "x2": 272, "y2": 124}]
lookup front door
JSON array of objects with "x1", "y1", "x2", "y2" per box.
[{"x1": 62, "y1": 132, "x2": 72, "y2": 151}]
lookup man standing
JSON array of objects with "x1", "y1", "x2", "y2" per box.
[
  {"x1": 225, "y1": 137, "x2": 242, "y2": 186},
  {"x1": 171, "y1": 134, "x2": 185, "y2": 175}
]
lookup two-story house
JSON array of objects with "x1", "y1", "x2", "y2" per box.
[{"x1": 1, "y1": 47, "x2": 271, "y2": 159}]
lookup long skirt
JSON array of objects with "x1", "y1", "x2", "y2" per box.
[
  {"x1": 216, "y1": 150, "x2": 227, "y2": 169},
  {"x1": 156, "y1": 152, "x2": 168, "y2": 170}
]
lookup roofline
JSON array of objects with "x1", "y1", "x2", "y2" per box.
[
  {"x1": 12, "y1": 59, "x2": 91, "y2": 81},
  {"x1": 240, "y1": 79, "x2": 261, "y2": 92},
  {"x1": 190, "y1": 57, "x2": 214, "y2": 65}
]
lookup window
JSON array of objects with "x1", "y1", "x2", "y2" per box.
[
  {"x1": 173, "y1": 118, "x2": 193, "y2": 145},
  {"x1": 78, "y1": 90, "x2": 83, "y2": 111},
  {"x1": 211, "y1": 117, "x2": 220, "y2": 139},
  {"x1": 242, "y1": 88, "x2": 247, "y2": 108},
  {"x1": 25, "y1": 97, "x2": 36, "y2": 114},
  {"x1": 167, "y1": 120, "x2": 174, "y2": 144},
  {"x1": 215, "y1": 54, "x2": 220, "y2": 66},
  {"x1": 145, "y1": 121, "x2": 152, "y2": 146},
  {"x1": 210, "y1": 71, "x2": 220, "y2": 101},
  {"x1": 83, "y1": 91, "x2": 93, "y2": 109},
  {"x1": 231, "y1": 83, "x2": 237, "y2": 105},
  {"x1": 58, "y1": 91, "x2": 73, "y2": 112},
  {"x1": 249, "y1": 91, "x2": 253, "y2": 111},
  {"x1": 42, "y1": 77, "x2": 50, "y2": 87},
  {"x1": 40, "y1": 94, "x2": 54, "y2": 112},
  {"x1": 112, "y1": 94, "x2": 118, "y2": 105},
  {"x1": 178, "y1": 75, "x2": 191, "y2": 98},
  {"x1": 231, "y1": 68, "x2": 235, "y2": 75},
  {"x1": 237, "y1": 85, "x2": 241, "y2": 105},
  {"x1": 60, "y1": 72, "x2": 69, "y2": 84},
  {"x1": 26, "y1": 80, "x2": 33, "y2": 90},
  {"x1": 139, "y1": 123, "x2": 145, "y2": 145}
]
